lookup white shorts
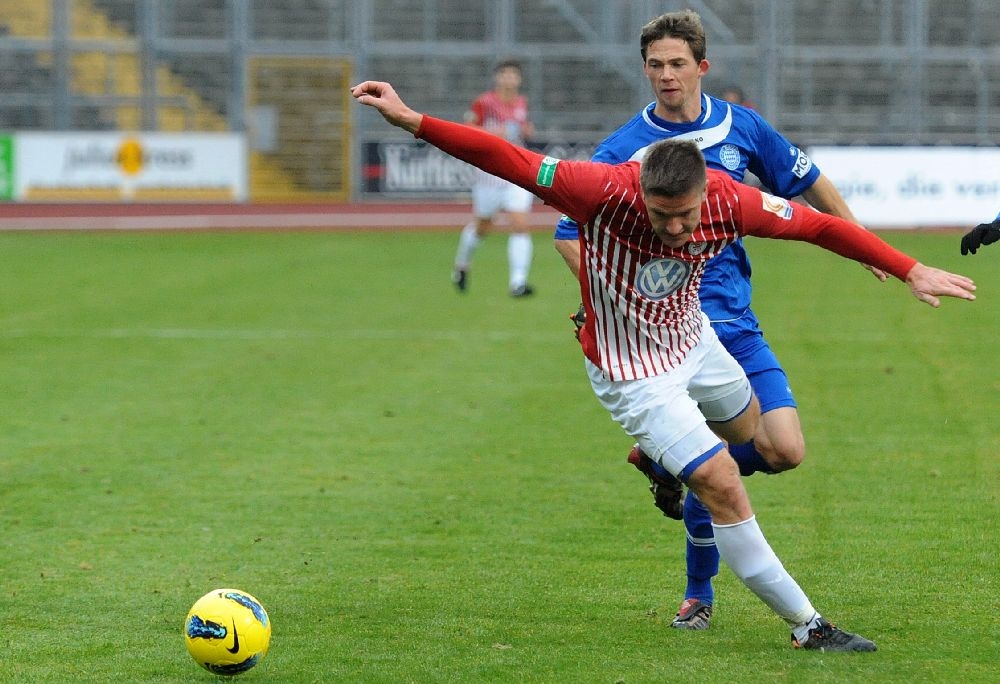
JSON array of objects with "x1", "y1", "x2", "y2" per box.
[
  {"x1": 586, "y1": 320, "x2": 752, "y2": 481},
  {"x1": 472, "y1": 178, "x2": 533, "y2": 218}
]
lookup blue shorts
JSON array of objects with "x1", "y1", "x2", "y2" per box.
[{"x1": 712, "y1": 314, "x2": 796, "y2": 415}]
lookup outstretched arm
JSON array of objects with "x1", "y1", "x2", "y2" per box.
[
  {"x1": 353, "y1": 80, "x2": 612, "y2": 226},
  {"x1": 801, "y1": 174, "x2": 888, "y2": 282},
  {"x1": 740, "y1": 186, "x2": 976, "y2": 307},
  {"x1": 960, "y1": 217, "x2": 1000, "y2": 255}
]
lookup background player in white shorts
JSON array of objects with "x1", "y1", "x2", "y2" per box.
[{"x1": 453, "y1": 59, "x2": 536, "y2": 297}]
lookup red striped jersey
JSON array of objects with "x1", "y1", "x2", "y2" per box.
[
  {"x1": 467, "y1": 90, "x2": 530, "y2": 143},
  {"x1": 416, "y1": 116, "x2": 917, "y2": 381},
  {"x1": 466, "y1": 90, "x2": 531, "y2": 188}
]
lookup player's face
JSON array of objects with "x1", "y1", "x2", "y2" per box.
[
  {"x1": 643, "y1": 38, "x2": 709, "y2": 122},
  {"x1": 494, "y1": 67, "x2": 522, "y2": 93},
  {"x1": 643, "y1": 187, "x2": 706, "y2": 248}
]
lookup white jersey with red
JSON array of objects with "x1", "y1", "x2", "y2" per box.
[
  {"x1": 467, "y1": 90, "x2": 530, "y2": 189},
  {"x1": 416, "y1": 116, "x2": 916, "y2": 381}
]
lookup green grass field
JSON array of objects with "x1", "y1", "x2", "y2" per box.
[{"x1": 1, "y1": 229, "x2": 997, "y2": 683}]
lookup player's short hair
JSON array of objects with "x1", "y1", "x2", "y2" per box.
[
  {"x1": 640, "y1": 10, "x2": 707, "y2": 63},
  {"x1": 640, "y1": 139, "x2": 707, "y2": 198},
  {"x1": 494, "y1": 59, "x2": 523, "y2": 74}
]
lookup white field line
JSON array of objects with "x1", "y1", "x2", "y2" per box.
[
  {"x1": 0, "y1": 210, "x2": 562, "y2": 231},
  {"x1": 0, "y1": 327, "x2": 569, "y2": 343}
]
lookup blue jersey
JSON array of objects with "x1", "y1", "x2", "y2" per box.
[{"x1": 555, "y1": 94, "x2": 822, "y2": 322}]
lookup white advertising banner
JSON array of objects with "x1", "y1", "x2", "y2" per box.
[
  {"x1": 14, "y1": 132, "x2": 247, "y2": 201},
  {"x1": 808, "y1": 146, "x2": 1000, "y2": 227}
]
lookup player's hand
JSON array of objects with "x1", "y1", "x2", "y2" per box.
[
  {"x1": 350, "y1": 81, "x2": 423, "y2": 133},
  {"x1": 960, "y1": 219, "x2": 1000, "y2": 255},
  {"x1": 569, "y1": 303, "x2": 586, "y2": 340},
  {"x1": 861, "y1": 263, "x2": 888, "y2": 282},
  {"x1": 904, "y1": 263, "x2": 976, "y2": 307}
]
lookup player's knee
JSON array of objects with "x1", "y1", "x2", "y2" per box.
[
  {"x1": 754, "y1": 408, "x2": 805, "y2": 472},
  {"x1": 757, "y1": 433, "x2": 805, "y2": 472},
  {"x1": 687, "y1": 453, "x2": 752, "y2": 524}
]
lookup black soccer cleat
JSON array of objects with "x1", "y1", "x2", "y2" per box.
[
  {"x1": 627, "y1": 445, "x2": 684, "y2": 520},
  {"x1": 452, "y1": 268, "x2": 468, "y2": 292},
  {"x1": 509, "y1": 284, "x2": 535, "y2": 297},
  {"x1": 792, "y1": 617, "x2": 877, "y2": 652}
]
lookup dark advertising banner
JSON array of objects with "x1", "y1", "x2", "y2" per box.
[{"x1": 363, "y1": 139, "x2": 597, "y2": 197}]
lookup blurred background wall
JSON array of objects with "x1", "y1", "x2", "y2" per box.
[{"x1": 0, "y1": 0, "x2": 997, "y2": 201}]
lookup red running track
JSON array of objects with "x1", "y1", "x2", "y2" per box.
[{"x1": 0, "y1": 202, "x2": 563, "y2": 231}]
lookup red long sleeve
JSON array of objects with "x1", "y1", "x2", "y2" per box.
[
  {"x1": 415, "y1": 117, "x2": 917, "y2": 284},
  {"x1": 415, "y1": 115, "x2": 616, "y2": 225},
  {"x1": 732, "y1": 180, "x2": 917, "y2": 281}
]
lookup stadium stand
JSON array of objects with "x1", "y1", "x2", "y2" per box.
[{"x1": 0, "y1": 1, "x2": 996, "y2": 199}]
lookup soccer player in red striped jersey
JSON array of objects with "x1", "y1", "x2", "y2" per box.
[
  {"x1": 452, "y1": 60, "x2": 537, "y2": 297},
  {"x1": 352, "y1": 79, "x2": 976, "y2": 651},
  {"x1": 556, "y1": 11, "x2": 887, "y2": 631}
]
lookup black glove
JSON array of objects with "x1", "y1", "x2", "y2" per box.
[
  {"x1": 960, "y1": 219, "x2": 1000, "y2": 255},
  {"x1": 569, "y1": 303, "x2": 586, "y2": 340}
]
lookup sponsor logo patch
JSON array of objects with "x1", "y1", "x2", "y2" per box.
[
  {"x1": 536, "y1": 156, "x2": 560, "y2": 187},
  {"x1": 718, "y1": 144, "x2": 741, "y2": 171},
  {"x1": 761, "y1": 192, "x2": 793, "y2": 219},
  {"x1": 635, "y1": 258, "x2": 692, "y2": 300},
  {"x1": 791, "y1": 147, "x2": 813, "y2": 178}
]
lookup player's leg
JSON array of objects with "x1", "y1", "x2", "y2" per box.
[
  {"x1": 625, "y1": 322, "x2": 746, "y2": 627},
  {"x1": 689, "y1": 341, "x2": 872, "y2": 650},
  {"x1": 453, "y1": 183, "x2": 499, "y2": 291},
  {"x1": 672, "y1": 490, "x2": 717, "y2": 628},
  {"x1": 606, "y1": 322, "x2": 752, "y2": 627},
  {"x1": 621, "y1": 373, "x2": 814, "y2": 634},
  {"x1": 689, "y1": 456, "x2": 874, "y2": 651},
  {"x1": 605, "y1": 331, "x2": 869, "y2": 649},
  {"x1": 733, "y1": 403, "x2": 803, "y2": 473},
  {"x1": 720, "y1": 320, "x2": 805, "y2": 475},
  {"x1": 668, "y1": 326, "x2": 805, "y2": 627},
  {"x1": 657, "y1": 327, "x2": 764, "y2": 629},
  {"x1": 685, "y1": 454, "x2": 819, "y2": 626},
  {"x1": 585, "y1": 333, "x2": 822, "y2": 643},
  {"x1": 502, "y1": 185, "x2": 535, "y2": 297},
  {"x1": 644, "y1": 433, "x2": 827, "y2": 639}
]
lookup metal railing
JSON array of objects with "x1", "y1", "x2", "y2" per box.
[{"x1": 0, "y1": 0, "x2": 996, "y2": 200}]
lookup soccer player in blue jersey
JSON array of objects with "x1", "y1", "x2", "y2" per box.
[
  {"x1": 960, "y1": 212, "x2": 1000, "y2": 254},
  {"x1": 554, "y1": 10, "x2": 885, "y2": 631}
]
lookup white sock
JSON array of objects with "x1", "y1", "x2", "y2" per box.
[
  {"x1": 712, "y1": 516, "x2": 817, "y2": 628},
  {"x1": 790, "y1": 614, "x2": 825, "y2": 645},
  {"x1": 507, "y1": 232, "x2": 533, "y2": 288},
  {"x1": 455, "y1": 223, "x2": 481, "y2": 270}
]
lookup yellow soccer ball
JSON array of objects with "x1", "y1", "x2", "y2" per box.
[{"x1": 183, "y1": 588, "x2": 271, "y2": 676}]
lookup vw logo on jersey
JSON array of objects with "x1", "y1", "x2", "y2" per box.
[
  {"x1": 635, "y1": 258, "x2": 692, "y2": 300},
  {"x1": 719, "y1": 144, "x2": 741, "y2": 170}
]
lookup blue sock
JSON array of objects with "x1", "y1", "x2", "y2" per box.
[
  {"x1": 683, "y1": 492, "x2": 719, "y2": 604},
  {"x1": 729, "y1": 440, "x2": 775, "y2": 476},
  {"x1": 648, "y1": 457, "x2": 671, "y2": 480}
]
